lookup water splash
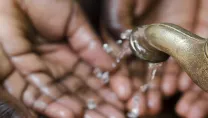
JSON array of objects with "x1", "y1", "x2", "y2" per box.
[
  {"x1": 139, "y1": 63, "x2": 163, "y2": 92},
  {"x1": 103, "y1": 43, "x2": 113, "y2": 53},
  {"x1": 93, "y1": 68, "x2": 110, "y2": 84},
  {"x1": 127, "y1": 96, "x2": 139, "y2": 118},
  {"x1": 127, "y1": 62, "x2": 163, "y2": 117},
  {"x1": 116, "y1": 40, "x2": 123, "y2": 44},
  {"x1": 93, "y1": 29, "x2": 133, "y2": 83},
  {"x1": 120, "y1": 29, "x2": 132, "y2": 40},
  {"x1": 87, "y1": 99, "x2": 97, "y2": 110},
  {"x1": 113, "y1": 42, "x2": 132, "y2": 68},
  {"x1": 147, "y1": 63, "x2": 162, "y2": 82}
]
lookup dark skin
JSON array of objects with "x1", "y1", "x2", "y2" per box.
[
  {"x1": 101, "y1": 0, "x2": 208, "y2": 117},
  {"x1": 1, "y1": 0, "x2": 208, "y2": 117},
  {"x1": 0, "y1": 0, "x2": 128, "y2": 117},
  {"x1": 0, "y1": 88, "x2": 37, "y2": 118}
]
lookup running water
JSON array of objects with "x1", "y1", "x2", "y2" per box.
[
  {"x1": 140, "y1": 63, "x2": 163, "y2": 92},
  {"x1": 127, "y1": 62, "x2": 162, "y2": 118},
  {"x1": 92, "y1": 28, "x2": 164, "y2": 117},
  {"x1": 87, "y1": 99, "x2": 97, "y2": 110},
  {"x1": 93, "y1": 29, "x2": 133, "y2": 83}
]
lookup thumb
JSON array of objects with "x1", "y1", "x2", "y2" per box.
[
  {"x1": 16, "y1": 0, "x2": 114, "y2": 70},
  {"x1": 0, "y1": 44, "x2": 13, "y2": 82},
  {"x1": 101, "y1": 0, "x2": 134, "y2": 40}
]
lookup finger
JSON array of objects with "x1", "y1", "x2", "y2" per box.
[
  {"x1": 61, "y1": 75, "x2": 125, "y2": 117},
  {"x1": 161, "y1": 74, "x2": 178, "y2": 96},
  {"x1": 0, "y1": 88, "x2": 35, "y2": 118},
  {"x1": 73, "y1": 62, "x2": 92, "y2": 79},
  {"x1": 126, "y1": 92, "x2": 147, "y2": 117},
  {"x1": 23, "y1": 83, "x2": 83, "y2": 117},
  {"x1": 140, "y1": 0, "x2": 197, "y2": 30},
  {"x1": 16, "y1": 0, "x2": 114, "y2": 70},
  {"x1": 26, "y1": 72, "x2": 63, "y2": 99},
  {"x1": 98, "y1": 87, "x2": 125, "y2": 110},
  {"x1": 134, "y1": 0, "x2": 156, "y2": 17},
  {"x1": 176, "y1": 91, "x2": 200, "y2": 117},
  {"x1": 0, "y1": 0, "x2": 66, "y2": 101},
  {"x1": 194, "y1": 0, "x2": 208, "y2": 38},
  {"x1": 191, "y1": 84, "x2": 203, "y2": 92},
  {"x1": 57, "y1": 95, "x2": 84, "y2": 117},
  {"x1": 147, "y1": 90, "x2": 162, "y2": 115},
  {"x1": 101, "y1": 0, "x2": 133, "y2": 40},
  {"x1": 22, "y1": 85, "x2": 40, "y2": 108},
  {"x1": 110, "y1": 75, "x2": 132, "y2": 101},
  {"x1": 61, "y1": 76, "x2": 84, "y2": 93},
  {"x1": 132, "y1": 77, "x2": 144, "y2": 90},
  {"x1": 61, "y1": 76, "x2": 103, "y2": 107},
  {"x1": 96, "y1": 104, "x2": 125, "y2": 118},
  {"x1": 74, "y1": 66, "x2": 125, "y2": 111},
  {"x1": 37, "y1": 43, "x2": 79, "y2": 79},
  {"x1": 178, "y1": 72, "x2": 193, "y2": 92},
  {"x1": 76, "y1": 68, "x2": 125, "y2": 110},
  {"x1": 187, "y1": 98, "x2": 208, "y2": 118},
  {"x1": 202, "y1": 92, "x2": 208, "y2": 99},
  {"x1": 3, "y1": 71, "x2": 27, "y2": 100},
  {"x1": 147, "y1": 78, "x2": 162, "y2": 115},
  {"x1": 44, "y1": 101, "x2": 75, "y2": 118},
  {"x1": 31, "y1": 85, "x2": 83, "y2": 118},
  {"x1": 21, "y1": 85, "x2": 74, "y2": 118},
  {"x1": 161, "y1": 58, "x2": 180, "y2": 96},
  {"x1": 84, "y1": 76, "x2": 105, "y2": 90},
  {"x1": 73, "y1": 62, "x2": 107, "y2": 90},
  {"x1": 0, "y1": 44, "x2": 13, "y2": 81},
  {"x1": 84, "y1": 110, "x2": 106, "y2": 118},
  {"x1": 66, "y1": 3, "x2": 115, "y2": 70},
  {"x1": 127, "y1": 59, "x2": 147, "y2": 90}
]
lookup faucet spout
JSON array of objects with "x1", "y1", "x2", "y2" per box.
[{"x1": 129, "y1": 23, "x2": 208, "y2": 91}]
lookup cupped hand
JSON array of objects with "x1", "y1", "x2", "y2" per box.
[
  {"x1": 0, "y1": 0, "x2": 119, "y2": 117},
  {"x1": 101, "y1": 0, "x2": 208, "y2": 117},
  {"x1": 101, "y1": 0, "x2": 195, "y2": 97},
  {"x1": 176, "y1": 84, "x2": 208, "y2": 118}
]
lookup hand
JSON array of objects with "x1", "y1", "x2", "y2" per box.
[
  {"x1": 101, "y1": 0, "x2": 194, "y2": 96},
  {"x1": 0, "y1": 0, "x2": 120, "y2": 117},
  {"x1": 176, "y1": 85, "x2": 208, "y2": 118},
  {"x1": 101, "y1": 0, "x2": 208, "y2": 117}
]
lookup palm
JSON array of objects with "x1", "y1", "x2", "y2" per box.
[
  {"x1": 101, "y1": 0, "x2": 208, "y2": 117},
  {"x1": 0, "y1": 0, "x2": 122, "y2": 118}
]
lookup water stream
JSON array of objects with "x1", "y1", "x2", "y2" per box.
[{"x1": 93, "y1": 29, "x2": 163, "y2": 117}]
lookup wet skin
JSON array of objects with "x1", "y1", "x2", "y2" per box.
[
  {"x1": 1, "y1": 0, "x2": 208, "y2": 117},
  {"x1": 101, "y1": 0, "x2": 208, "y2": 117},
  {"x1": 0, "y1": 0, "x2": 128, "y2": 117}
]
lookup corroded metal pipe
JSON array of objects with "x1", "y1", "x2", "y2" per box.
[{"x1": 129, "y1": 23, "x2": 208, "y2": 91}]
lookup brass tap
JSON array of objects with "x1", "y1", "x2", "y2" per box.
[{"x1": 129, "y1": 23, "x2": 208, "y2": 91}]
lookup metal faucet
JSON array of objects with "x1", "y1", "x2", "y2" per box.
[{"x1": 129, "y1": 23, "x2": 208, "y2": 91}]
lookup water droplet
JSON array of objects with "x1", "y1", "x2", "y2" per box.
[
  {"x1": 116, "y1": 58, "x2": 120, "y2": 63},
  {"x1": 103, "y1": 43, "x2": 113, "y2": 53},
  {"x1": 87, "y1": 99, "x2": 97, "y2": 110},
  {"x1": 127, "y1": 95, "x2": 140, "y2": 118},
  {"x1": 93, "y1": 68, "x2": 110, "y2": 84},
  {"x1": 116, "y1": 40, "x2": 123, "y2": 44},
  {"x1": 112, "y1": 63, "x2": 117, "y2": 68},
  {"x1": 101, "y1": 72, "x2": 109, "y2": 84},
  {"x1": 139, "y1": 63, "x2": 163, "y2": 93},
  {"x1": 140, "y1": 84, "x2": 149, "y2": 92},
  {"x1": 121, "y1": 29, "x2": 132, "y2": 40}
]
